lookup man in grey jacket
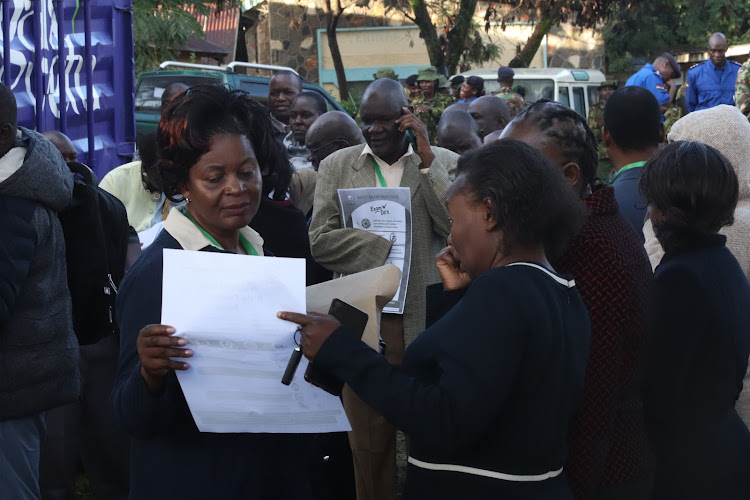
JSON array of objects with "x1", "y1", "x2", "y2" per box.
[
  {"x1": 0, "y1": 83, "x2": 80, "y2": 499},
  {"x1": 310, "y1": 78, "x2": 457, "y2": 499}
]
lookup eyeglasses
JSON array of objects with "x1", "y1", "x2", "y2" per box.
[{"x1": 308, "y1": 138, "x2": 350, "y2": 156}]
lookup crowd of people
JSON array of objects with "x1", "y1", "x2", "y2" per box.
[{"x1": 3, "y1": 29, "x2": 750, "y2": 500}]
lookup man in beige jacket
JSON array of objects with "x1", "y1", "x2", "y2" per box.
[{"x1": 309, "y1": 78, "x2": 458, "y2": 499}]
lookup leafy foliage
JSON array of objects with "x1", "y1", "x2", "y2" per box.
[
  {"x1": 604, "y1": 0, "x2": 750, "y2": 74},
  {"x1": 133, "y1": 1, "x2": 210, "y2": 75},
  {"x1": 340, "y1": 89, "x2": 360, "y2": 119},
  {"x1": 484, "y1": 0, "x2": 621, "y2": 67},
  {"x1": 383, "y1": 0, "x2": 501, "y2": 75}
]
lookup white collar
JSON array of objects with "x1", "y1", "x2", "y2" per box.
[
  {"x1": 360, "y1": 143, "x2": 414, "y2": 165},
  {"x1": 505, "y1": 262, "x2": 576, "y2": 288},
  {"x1": 163, "y1": 207, "x2": 264, "y2": 254}
]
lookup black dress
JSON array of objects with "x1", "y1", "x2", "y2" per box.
[
  {"x1": 314, "y1": 263, "x2": 591, "y2": 499},
  {"x1": 643, "y1": 234, "x2": 750, "y2": 499}
]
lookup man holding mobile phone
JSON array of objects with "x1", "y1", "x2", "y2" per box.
[{"x1": 309, "y1": 78, "x2": 458, "y2": 500}]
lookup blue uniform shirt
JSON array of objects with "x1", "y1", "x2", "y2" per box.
[
  {"x1": 685, "y1": 60, "x2": 741, "y2": 112},
  {"x1": 625, "y1": 64, "x2": 670, "y2": 121}
]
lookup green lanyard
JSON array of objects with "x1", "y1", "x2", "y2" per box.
[
  {"x1": 610, "y1": 161, "x2": 647, "y2": 183},
  {"x1": 371, "y1": 157, "x2": 388, "y2": 188},
  {"x1": 183, "y1": 210, "x2": 258, "y2": 256}
]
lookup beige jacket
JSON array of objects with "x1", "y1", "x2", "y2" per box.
[
  {"x1": 642, "y1": 105, "x2": 750, "y2": 428},
  {"x1": 309, "y1": 143, "x2": 458, "y2": 344}
]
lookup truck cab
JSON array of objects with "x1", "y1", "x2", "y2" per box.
[
  {"x1": 136, "y1": 62, "x2": 344, "y2": 133},
  {"x1": 457, "y1": 68, "x2": 607, "y2": 118}
]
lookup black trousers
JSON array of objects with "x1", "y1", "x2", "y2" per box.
[{"x1": 40, "y1": 335, "x2": 130, "y2": 500}]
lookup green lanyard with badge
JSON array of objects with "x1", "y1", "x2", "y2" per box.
[
  {"x1": 610, "y1": 161, "x2": 647, "y2": 183},
  {"x1": 182, "y1": 209, "x2": 259, "y2": 256},
  {"x1": 372, "y1": 158, "x2": 388, "y2": 188}
]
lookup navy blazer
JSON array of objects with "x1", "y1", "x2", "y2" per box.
[
  {"x1": 314, "y1": 264, "x2": 591, "y2": 499},
  {"x1": 644, "y1": 234, "x2": 750, "y2": 498},
  {"x1": 111, "y1": 230, "x2": 312, "y2": 499}
]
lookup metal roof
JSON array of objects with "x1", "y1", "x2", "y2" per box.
[{"x1": 185, "y1": 4, "x2": 241, "y2": 63}]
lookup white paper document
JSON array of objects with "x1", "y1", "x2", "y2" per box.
[
  {"x1": 337, "y1": 187, "x2": 412, "y2": 314},
  {"x1": 161, "y1": 249, "x2": 351, "y2": 434}
]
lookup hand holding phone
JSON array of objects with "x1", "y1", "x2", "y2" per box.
[
  {"x1": 304, "y1": 299, "x2": 368, "y2": 396},
  {"x1": 277, "y1": 300, "x2": 369, "y2": 395},
  {"x1": 396, "y1": 107, "x2": 435, "y2": 169}
]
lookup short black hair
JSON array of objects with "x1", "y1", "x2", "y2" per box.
[
  {"x1": 604, "y1": 86, "x2": 661, "y2": 151},
  {"x1": 465, "y1": 76, "x2": 485, "y2": 97},
  {"x1": 137, "y1": 131, "x2": 161, "y2": 192},
  {"x1": 270, "y1": 70, "x2": 303, "y2": 88},
  {"x1": 639, "y1": 141, "x2": 738, "y2": 252},
  {"x1": 293, "y1": 91, "x2": 327, "y2": 116},
  {"x1": 514, "y1": 101, "x2": 599, "y2": 185},
  {"x1": 454, "y1": 138, "x2": 586, "y2": 255},
  {"x1": 157, "y1": 83, "x2": 291, "y2": 202}
]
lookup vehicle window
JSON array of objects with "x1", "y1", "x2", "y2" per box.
[
  {"x1": 135, "y1": 75, "x2": 221, "y2": 113},
  {"x1": 558, "y1": 86, "x2": 570, "y2": 108},
  {"x1": 239, "y1": 81, "x2": 270, "y2": 103},
  {"x1": 302, "y1": 86, "x2": 340, "y2": 111},
  {"x1": 483, "y1": 80, "x2": 500, "y2": 95},
  {"x1": 587, "y1": 85, "x2": 600, "y2": 109},
  {"x1": 512, "y1": 78, "x2": 554, "y2": 104},
  {"x1": 572, "y1": 87, "x2": 585, "y2": 116}
]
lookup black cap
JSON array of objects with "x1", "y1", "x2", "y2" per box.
[
  {"x1": 405, "y1": 74, "x2": 418, "y2": 86},
  {"x1": 465, "y1": 76, "x2": 485, "y2": 91},
  {"x1": 662, "y1": 52, "x2": 681, "y2": 79},
  {"x1": 497, "y1": 66, "x2": 515, "y2": 79},
  {"x1": 450, "y1": 75, "x2": 465, "y2": 86}
]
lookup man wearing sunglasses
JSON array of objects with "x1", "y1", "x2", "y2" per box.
[{"x1": 685, "y1": 32, "x2": 741, "y2": 112}]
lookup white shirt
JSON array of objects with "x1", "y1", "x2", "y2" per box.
[{"x1": 360, "y1": 143, "x2": 415, "y2": 187}]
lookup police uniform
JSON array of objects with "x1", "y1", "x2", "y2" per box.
[
  {"x1": 412, "y1": 92, "x2": 452, "y2": 145},
  {"x1": 494, "y1": 86, "x2": 525, "y2": 117},
  {"x1": 736, "y1": 60, "x2": 750, "y2": 120},
  {"x1": 625, "y1": 63, "x2": 671, "y2": 121},
  {"x1": 664, "y1": 84, "x2": 687, "y2": 137},
  {"x1": 685, "y1": 59, "x2": 741, "y2": 112}
]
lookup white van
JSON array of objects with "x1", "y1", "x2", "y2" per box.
[{"x1": 457, "y1": 68, "x2": 606, "y2": 117}]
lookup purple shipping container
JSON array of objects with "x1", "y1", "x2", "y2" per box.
[{"x1": 0, "y1": 0, "x2": 136, "y2": 179}]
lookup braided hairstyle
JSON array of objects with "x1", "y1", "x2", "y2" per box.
[{"x1": 513, "y1": 100, "x2": 600, "y2": 186}]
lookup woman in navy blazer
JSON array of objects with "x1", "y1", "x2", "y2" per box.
[
  {"x1": 111, "y1": 84, "x2": 313, "y2": 499},
  {"x1": 640, "y1": 141, "x2": 750, "y2": 499},
  {"x1": 281, "y1": 139, "x2": 592, "y2": 499}
]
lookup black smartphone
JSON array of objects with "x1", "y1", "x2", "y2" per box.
[
  {"x1": 304, "y1": 299, "x2": 368, "y2": 396},
  {"x1": 402, "y1": 108, "x2": 419, "y2": 152}
]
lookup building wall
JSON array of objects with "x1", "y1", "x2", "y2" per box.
[{"x1": 246, "y1": 0, "x2": 604, "y2": 96}]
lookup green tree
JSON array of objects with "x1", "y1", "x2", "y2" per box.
[
  {"x1": 133, "y1": 1, "x2": 211, "y2": 75},
  {"x1": 382, "y1": 0, "x2": 500, "y2": 75},
  {"x1": 319, "y1": 0, "x2": 359, "y2": 101},
  {"x1": 486, "y1": 1, "x2": 622, "y2": 68},
  {"x1": 385, "y1": 0, "x2": 617, "y2": 73},
  {"x1": 604, "y1": 0, "x2": 750, "y2": 74}
]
